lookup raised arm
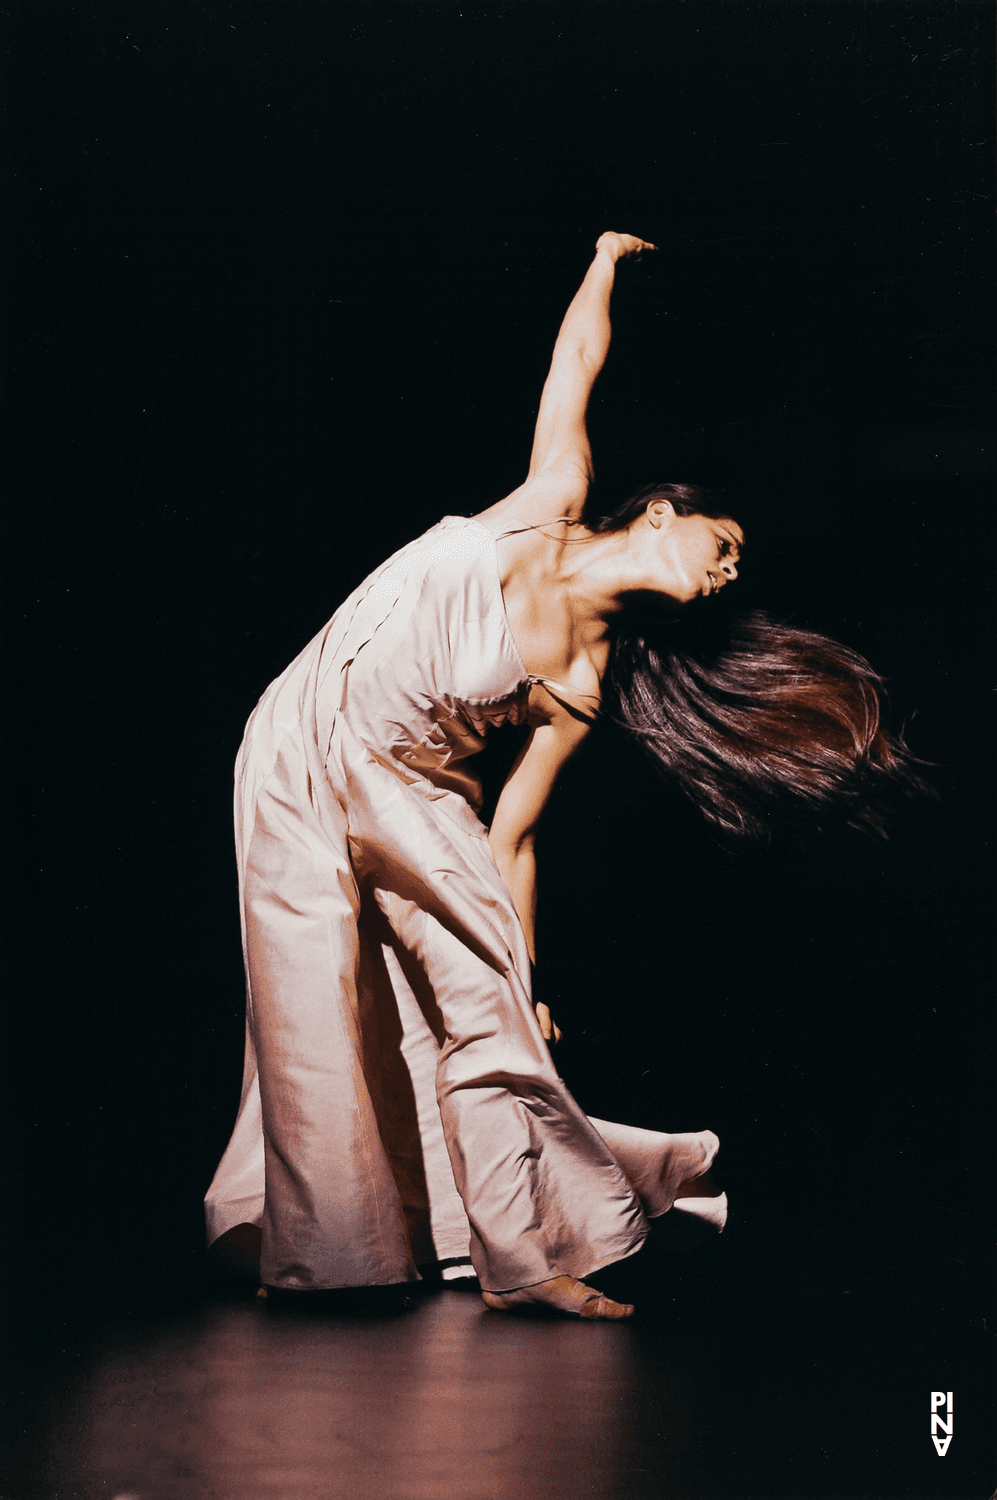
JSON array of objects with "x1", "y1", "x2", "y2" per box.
[
  {"x1": 488, "y1": 703, "x2": 591, "y2": 1038},
  {"x1": 481, "y1": 232, "x2": 657, "y2": 529}
]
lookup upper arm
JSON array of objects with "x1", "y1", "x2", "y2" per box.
[
  {"x1": 527, "y1": 350, "x2": 598, "y2": 488},
  {"x1": 488, "y1": 704, "x2": 591, "y2": 854},
  {"x1": 476, "y1": 355, "x2": 596, "y2": 529}
]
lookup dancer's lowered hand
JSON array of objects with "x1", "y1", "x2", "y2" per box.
[{"x1": 535, "y1": 1001, "x2": 563, "y2": 1046}]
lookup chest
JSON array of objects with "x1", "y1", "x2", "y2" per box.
[{"x1": 499, "y1": 566, "x2": 608, "y2": 704}]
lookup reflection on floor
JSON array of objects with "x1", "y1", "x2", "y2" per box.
[
  {"x1": 11, "y1": 1222, "x2": 993, "y2": 1500},
  {"x1": 39, "y1": 1291, "x2": 690, "y2": 1500}
]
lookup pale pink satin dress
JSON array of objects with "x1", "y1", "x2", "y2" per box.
[{"x1": 205, "y1": 515, "x2": 716, "y2": 1292}]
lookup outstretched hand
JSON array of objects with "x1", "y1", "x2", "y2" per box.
[{"x1": 595, "y1": 231, "x2": 658, "y2": 262}]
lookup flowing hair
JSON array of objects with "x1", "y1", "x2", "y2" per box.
[{"x1": 593, "y1": 484, "x2": 927, "y2": 840}]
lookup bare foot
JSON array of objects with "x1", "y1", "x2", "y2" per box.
[{"x1": 482, "y1": 1274, "x2": 634, "y2": 1320}]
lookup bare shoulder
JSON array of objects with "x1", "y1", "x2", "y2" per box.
[{"x1": 474, "y1": 470, "x2": 589, "y2": 532}]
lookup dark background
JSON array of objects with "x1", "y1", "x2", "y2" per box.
[{"x1": 5, "y1": 3, "x2": 994, "y2": 1494}]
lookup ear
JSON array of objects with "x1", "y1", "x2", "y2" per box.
[{"x1": 646, "y1": 499, "x2": 676, "y2": 531}]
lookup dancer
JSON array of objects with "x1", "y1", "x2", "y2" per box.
[{"x1": 206, "y1": 233, "x2": 917, "y2": 1319}]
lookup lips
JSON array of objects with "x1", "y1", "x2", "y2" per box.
[{"x1": 705, "y1": 571, "x2": 718, "y2": 595}]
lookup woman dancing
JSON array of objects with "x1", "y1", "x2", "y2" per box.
[{"x1": 206, "y1": 232, "x2": 917, "y2": 1319}]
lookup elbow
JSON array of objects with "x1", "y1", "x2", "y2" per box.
[
  {"x1": 489, "y1": 827, "x2": 536, "y2": 863},
  {"x1": 553, "y1": 338, "x2": 601, "y2": 372}
]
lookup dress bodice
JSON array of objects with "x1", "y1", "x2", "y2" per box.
[{"x1": 240, "y1": 514, "x2": 597, "y2": 822}]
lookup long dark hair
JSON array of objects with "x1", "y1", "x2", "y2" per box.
[{"x1": 593, "y1": 483, "x2": 926, "y2": 840}]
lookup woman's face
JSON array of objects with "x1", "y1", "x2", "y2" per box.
[{"x1": 650, "y1": 503, "x2": 744, "y2": 603}]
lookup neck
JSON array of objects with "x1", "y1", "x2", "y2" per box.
[{"x1": 552, "y1": 523, "x2": 672, "y2": 625}]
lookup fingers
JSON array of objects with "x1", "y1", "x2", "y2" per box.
[
  {"x1": 534, "y1": 1002, "x2": 563, "y2": 1044},
  {"x1": 623, "y1": 235, "x2": 658, "y2": 256},
  {"x1": 596, "y1": 231, "x2": 659, "y2": 262},
  {"x1": 535, "y1": 1001, "x2": 553, "y2": 1041}
]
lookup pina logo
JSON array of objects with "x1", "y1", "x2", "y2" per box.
[{"x1": 930, "y1": 1391, "x2": 953, "y2": 1456}]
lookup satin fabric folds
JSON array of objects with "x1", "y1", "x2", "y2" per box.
[{"x1": 206, "y1": 516, "x2": 663, "y2": 1293}]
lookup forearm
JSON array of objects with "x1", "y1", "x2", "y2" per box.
[
  {"x1": 518, "y1": 233, "x2": 654, "y2": 488},
  {"x1": 487, "y1": 713, "x2": 592, "y2": 966},
  {"x1": 490, "y1": 836, "x2": 538, "y2": 962},
  {"x1": 552, "y1": 246, "x2": 618, "y2": 372}
]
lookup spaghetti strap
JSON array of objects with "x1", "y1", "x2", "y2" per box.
[
  {"x1": 492, "y1": 516, "x2": 579, "y2": 540},
  {"x1": 525, "y1": 674, "x2": 601, "y2": 723}
]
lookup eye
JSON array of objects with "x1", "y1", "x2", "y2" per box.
[{"x1": 717, "y1": 538, "x2": 731, "y2": 557}]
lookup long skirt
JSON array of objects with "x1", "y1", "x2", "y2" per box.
[{"x1": 204, "y1": 709, "x2": 718, "y2": 1293}]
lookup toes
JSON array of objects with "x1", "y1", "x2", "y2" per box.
[
  {"x1": 588, "y1": 1293, "x2": 634, "y2": 1321},
  {"x1": 481, "y1": 1277, "x2": 634, "y2": 1320}
]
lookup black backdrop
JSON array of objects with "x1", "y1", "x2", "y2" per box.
[{"x1": 6, "y1": 2, "x2": 994, "y2": 1489}]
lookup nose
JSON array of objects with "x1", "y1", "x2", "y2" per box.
[{"x1": 720, "y1": 560, "x2": 738, "y2": 582}]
